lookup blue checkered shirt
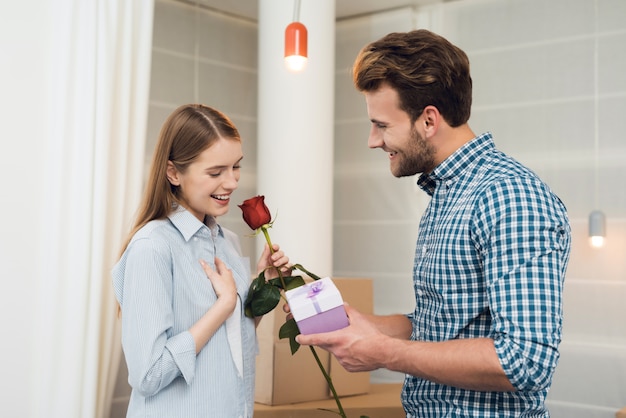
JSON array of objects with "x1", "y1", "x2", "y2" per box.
[{"x1": 402, "y1": 132, "x2": 571, "y2": 417}]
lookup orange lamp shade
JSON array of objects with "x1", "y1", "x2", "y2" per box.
[{"x1": 284, "y1": 21, "x2": 308, "y2": 58}]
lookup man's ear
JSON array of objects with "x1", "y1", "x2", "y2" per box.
[
  {"x1": 421, "y1": 105, "x2": 440, "y2": 137},
  {"x1": 166, "y1": 161, "x2": 181, "y2": 186}
]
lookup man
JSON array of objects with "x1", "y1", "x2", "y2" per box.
[{"x1": 296, "y1": 29, "x2": 571, "y2": 417}]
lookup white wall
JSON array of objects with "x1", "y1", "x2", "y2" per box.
[{"x1": 109, "y1": 0, "x2": 626, "y2": 417}]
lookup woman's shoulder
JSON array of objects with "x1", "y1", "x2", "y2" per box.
[
  {"x1": 132, "y1": 218, "x2": 174, "y2": 240},
  {"x1": 122, "y1": 218, "x2": 180, "y2": 256},
  {"x1": 117, "y1": 219, "x2": 177, "y2": 266}
]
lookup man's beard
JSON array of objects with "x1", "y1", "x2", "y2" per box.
[{"x1": 391, "y1": 126, "x2": 436, "y2": 177}]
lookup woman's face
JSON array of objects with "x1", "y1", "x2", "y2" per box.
[{"x1": 168, "y1": 137, "x2": 243, "y2": 222}]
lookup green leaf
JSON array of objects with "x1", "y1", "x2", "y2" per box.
[
  {"x1": 249, "y1": 285, "x2": 281, "y2": 316},
  {"x1": 243, "y1": 263, "x2": 323, "y2": 319},
  {"x1": 279, "y1": 318, "x2": 301, "y2": 354},
  {"x1": 244, "y1": 270, "x2": 284, "y2": 317},
  {"x1": 267, "y1": 274, "x2": 306, "y2": 291},
  {"x1": 284, "y1": 275, "x2": 306, "y2": 290},
  {"x1": 244, "y1": 271, "x2": 266, "y2": 305},
  {"x1": 267, "y1": 276, "x2": 286, "y2": 289},
  {"x1": 288, "y1": 335, "x2": 301, "y2": 355},
  {"x1": 244, "y1": 272, "x2": 267, "y2": 318},
  {"x1": 292, "y1": 263, "x2": 322, "y2": 281},
  {"x1": 278, "y1": 318, "x2": 300, "y2": 339}
]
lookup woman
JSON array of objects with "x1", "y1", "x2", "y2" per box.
[{"x1": 112, "y1": 104, "x2": 289, "y2": 417}]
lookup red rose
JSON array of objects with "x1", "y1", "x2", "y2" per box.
[{"x1": 238, "y1": 195, "x2": 272, "y2": 230}]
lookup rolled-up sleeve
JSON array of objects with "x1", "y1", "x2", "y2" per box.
[
  {"x1": 490, "y1": 251, "x2": 563, "y2": 391},
  {"x1": 476, "y1": 177, "x2": 570, "y2": 391}
]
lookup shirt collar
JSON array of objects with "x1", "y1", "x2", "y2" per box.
[
  {"x1": 417, "y1": 132, "x2": 494, "y2": 196},
  {"x1": 168, "y1": 205, "x2": 223, "y2": 242}
]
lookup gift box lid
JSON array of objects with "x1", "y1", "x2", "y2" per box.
[{"x1": 285, "y1": 277, "x2": 345, "y2": 322}]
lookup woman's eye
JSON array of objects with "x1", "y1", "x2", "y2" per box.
[{"x1": 209, "y1": 172, "x2": 221, "y2": 178}]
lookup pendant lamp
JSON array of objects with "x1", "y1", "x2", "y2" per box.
[
  {"x1": 589, "y1": 210, "x2": 606, "y2": 248},
  {"x1": 284, "y1": 0, "x2": 307, "y2": 72}
]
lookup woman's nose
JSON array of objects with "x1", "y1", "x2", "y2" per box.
[{"x1": 224, "y1": 171, "x2": 239, "y2": 189}]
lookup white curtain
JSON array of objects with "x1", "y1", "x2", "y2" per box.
[{"x1": 32, "y1": 0, "x2": 153, "y2": 417}]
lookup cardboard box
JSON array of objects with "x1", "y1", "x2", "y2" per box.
[
  {"x1": 285, "y1": 277, "x2": 350, "y2": 335},
  {"x1": 254, "y1": 277, "x2": 373, "y2": 405},
  {"x1": 328, "y1": 277, "x2": 373, "y2": 398},
  {"x1": 254, "y1": 383, "x2": 405, "y2": 418}
]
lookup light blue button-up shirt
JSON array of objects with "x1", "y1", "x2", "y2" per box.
[{"x1": 112, "y1": 206, "x2": 255, "y2": 418}]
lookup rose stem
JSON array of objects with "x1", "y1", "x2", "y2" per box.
[{"x1": 261, "y1": 226, "x2": 287, "y2": 290}]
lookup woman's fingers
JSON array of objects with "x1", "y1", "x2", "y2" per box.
[{"x1": 199, "y1": 258, "x2": 236, "y2": 300}]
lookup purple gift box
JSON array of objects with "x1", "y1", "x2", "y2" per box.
[{"x1": 285, "y1": 277, "x2": 349, "y2": 335}]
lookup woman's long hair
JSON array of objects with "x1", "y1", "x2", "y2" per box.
[{"x1": 119, "y1": 104, "x2": 241, "y2": 255}]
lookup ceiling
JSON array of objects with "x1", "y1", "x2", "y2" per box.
[{"x1": 191, "y1": 0, "x2": 445, "y2": 21}]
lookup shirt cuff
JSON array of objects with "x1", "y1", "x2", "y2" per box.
[{"x1": 165, "y1": 331, "x2": 197, "y2": 384}]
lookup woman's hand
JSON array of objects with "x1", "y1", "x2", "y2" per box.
[
  {"x1": 200, "y1": 257, "x2": 237, "y2": 310},
  {"x1": 190, "y1": 258, "x2": 238, "y2": 353},
  {"x1": 256, "y1": 243, "x2": 291, "y2": 279}
]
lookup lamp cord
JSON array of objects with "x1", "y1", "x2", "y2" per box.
[
  {"x1": 293, "y1": 0, "x2": 301, "y2": 22},
  {"x1": 593, "y1": 0, "x2": 599, "y2": 210}
]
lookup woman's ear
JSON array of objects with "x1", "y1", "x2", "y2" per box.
[{"x1": 166, "y1": 161, "x2": 181, "y2": 186}]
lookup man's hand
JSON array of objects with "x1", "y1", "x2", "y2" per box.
[{"x1": 296, "y1": 304, "x2": 389, "y2": 372}]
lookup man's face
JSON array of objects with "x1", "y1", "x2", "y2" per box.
[{"x1": 364, "y1": 84, "x2": 436, "y2": 177}]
